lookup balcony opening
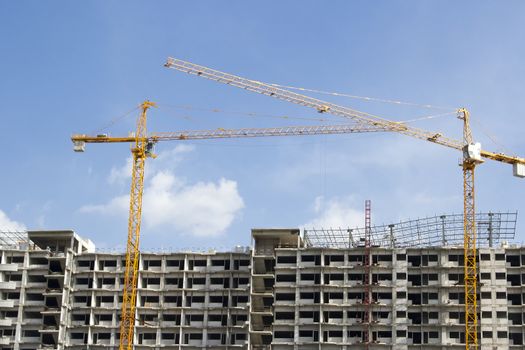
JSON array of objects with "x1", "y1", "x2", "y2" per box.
[
  {"x1": 506, "y1": 255, "x2": 520, "y2": 266},
  {"x1": 166, "y1": 259, "x2": 184, "y2": 270}
]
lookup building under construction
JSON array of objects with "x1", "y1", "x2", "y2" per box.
[{"x1": 0, "y1": 212, "x2": 522, "y2": 350}]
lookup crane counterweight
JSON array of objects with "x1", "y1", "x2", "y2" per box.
[
  {"x1": 73, "y1": 140, "x2": 86, "y2": 152},
  {"x1": 514, "y1": 163, "x2": 525, "y2": 177},
  {"x1": 464, "y1": 143, "x2": 484, "y2": 164}
]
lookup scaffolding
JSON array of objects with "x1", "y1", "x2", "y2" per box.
[
  {"x1": 363, "y1": 200, "x2": 371, "y2": 347},
  {"x1": 304, "y1": 212, "x2": 518, "y2": 249},
  {"x1": 0, "y1": 230, "x2": 30, "y2": 249}
]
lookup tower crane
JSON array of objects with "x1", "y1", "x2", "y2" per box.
[
  {"x1": 72, "y1": 111, "x2": 393, "y2": 350},
  {"x1": 164, "y1": 57, "x2": 525, "y2": 350}
]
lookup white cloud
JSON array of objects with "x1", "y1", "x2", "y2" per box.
[
  {"x1": 80, "y1": 146, "x2": 244, "y2": 237},
  {"x1": 143, "y1": 172, "x2": 244, "y2": 235},
  {"x1": 79, "y1": 196, "x2": 129, "y2": 215},
  {"x1": 302, "y1": 196, "x2": 363, "y2": 229},
  {"x1": 154, "y1": 144, "x2": 195, "y2": 166},
  {"x1": 0, "y1": 210, "x2": 26, "y2": 231},
  {"x1": 108, "y1": 156, "x2": 133, "y2": 185}
]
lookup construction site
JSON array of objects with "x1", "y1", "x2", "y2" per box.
[
  {"x1": 0, "y1": 52, "x2": 524, "y2": 350},
  {"x1": 3, "y1": 83, "x2": 525, "y2": 349},
  {"x1": 0, "y1": 211, "x2": 523, "y2": 350}
]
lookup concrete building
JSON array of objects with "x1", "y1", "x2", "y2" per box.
[{"x1": 0, "y1": 212, "x2": 523, "y2": 350}]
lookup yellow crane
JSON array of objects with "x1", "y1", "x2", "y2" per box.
[
  {"x1": 164, "y1": 57, "x2": 525, "y2": 349},
  {"x1": 72, "y1": 112, "x2": 393, "y2": 350}
]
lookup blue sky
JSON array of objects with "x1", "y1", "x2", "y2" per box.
[{"x1": 1, "y1": 1, "x2": 524, "y2": 250}]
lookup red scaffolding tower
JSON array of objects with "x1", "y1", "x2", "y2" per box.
[{"x1": 363, "y1": 200, "x2": 371, "y2": 347}]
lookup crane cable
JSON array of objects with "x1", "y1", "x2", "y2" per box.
[
  {"x1": 88, "y1": 80, "x2": 459, "y2": 134},
  {"x1": 471, "y1": 118, "x2": 514, "y2": 155},
  {"x1": 400, "y1": 111, "x2": 457, "y2": 124},
  {"x1": 158, "y1": 104, "x2": 336, "y2": 123},
  {"x1": 88, "y1": 103, "x2": 458, "y2": 145},
  {"x1": 268, "y1": 83, "x2": 458, "y2": 112},
  {"x1": 89, "y1": 103, "x2": 511, "y2": 155},
  {"x1": 90, "y1": 105, "x2": 140, "y2": 135},
  {"x1": 158, "y1": 104, "x2": 457, "y2": 125}
]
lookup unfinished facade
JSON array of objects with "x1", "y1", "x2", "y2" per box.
[
  {"x1": 0, "y1": 212, "x2": 523, "y2": 350},
  {"x1": 0, "y1": 231, "x2": 250, "y2": 349}
]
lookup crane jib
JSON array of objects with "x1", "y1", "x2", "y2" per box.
[{"x1": 165, "y1": 57, "x2": 525, "y2": 177}]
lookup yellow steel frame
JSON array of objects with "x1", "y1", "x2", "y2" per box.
[
  {"x1": 119, "y1": 101, "x2": 156, "y2": 350},
  {"x1": 71, "y1": 123, "x2": 390, "y2": 144},
  {"x1": 460, "y1": 108, "x2": 478, "y2": 349}
]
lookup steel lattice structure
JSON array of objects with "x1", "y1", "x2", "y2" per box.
[
  {"x1": 0, "y1": 230, "x2": 30, "y2": 249},
  {"x1": 304, "y1": 212, "x2": 517, "y2": 249}
]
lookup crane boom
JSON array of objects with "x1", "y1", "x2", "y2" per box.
[
  {"x1": 165, "y1": 58, "x2": 460, "y2": 152},
  {"x1": 164, "y1": 57, "x2": 525, "y2": 171},
  {"x1": 71, "y1": 123, "x2": 390, "y2": 148}
]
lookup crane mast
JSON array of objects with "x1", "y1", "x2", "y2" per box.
[
  {"x1": 460, "y1": 108, "x2": 481, "y2": 349},
  {"x1": 119, "y1": 101, "x2": 155, "y2": 350}
]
